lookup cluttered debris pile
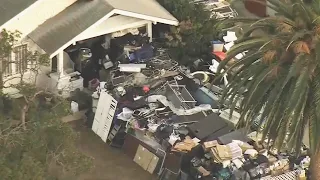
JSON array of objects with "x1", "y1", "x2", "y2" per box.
[
  {"x1": 59, "y1": 14, "x2": 311, "y2": 180},
  {"x1": 192, "y1": 0, "x2": 238, "y2": 19},
  {"x1": 78, "y1": 38, "x2": 311, "y2": 179},
  {"x1": 187, "y1": 132, "x2": 310, "y2": 179}
]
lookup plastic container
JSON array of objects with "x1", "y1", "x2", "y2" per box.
[{"x1": 211, "y1": 40, "x2": 224, "y2": 52}]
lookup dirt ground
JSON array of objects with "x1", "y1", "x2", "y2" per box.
[{"x1": 71, "y1": 121, "x2": 156, "y2": 180}]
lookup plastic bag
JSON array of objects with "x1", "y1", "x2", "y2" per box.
[
  {"x1": 71, "y1": 101, "x2": 79, "y2": 113},
  {"x1": 117, "y1": 107, "x2": 134, "y2": 121}
]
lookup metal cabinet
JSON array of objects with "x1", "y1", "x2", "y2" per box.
[{"x1": 92, "y1": 91, "x2": 117, "y2": 142}]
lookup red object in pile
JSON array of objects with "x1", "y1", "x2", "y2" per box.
[
  {"x1": 212, "y1": 51, "x2": 226, "y2": 61},
  {"x1": 143, "y1": 86, "x2": 150, "y2": 93}
]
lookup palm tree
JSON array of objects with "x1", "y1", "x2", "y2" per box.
[{"x1": 218, "y1": 0, "x2": 320, "y2": 179}]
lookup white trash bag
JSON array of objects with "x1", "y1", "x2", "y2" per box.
[
  {"x1": 117, "y1": 107, "x2": 134, "y2": 121},
  {"x1": 71, "y1": 101, "x2": 79, "y2": 113}
]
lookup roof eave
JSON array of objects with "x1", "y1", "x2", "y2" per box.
[
  {"x1": 48, "y1": 8, "x2": 178, "y2": 58},
  {"x1": 114, "y1": 9, "x2": 179, "y2": 26}
]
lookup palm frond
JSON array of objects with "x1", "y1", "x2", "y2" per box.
[
  {"x1": 267, "y1": 0, "x2": 295, "y2": 18},
  {"x1": 222, "y1": 17, "x2": 261, "y2": 25},
  {"x1": 240, "y1": 65, "x2": 275, "y2": 111},
  {"x1": 292, "y1": 2, "x2": 313, "y2": 24},
  {"x1": 255, "y1": 77, "x2": 288, "y2": 127},
  {"x1": 285, "y1": 67, "x2": 310, "y2": 115},
  {"x1": 224, "y1": 51, "x2": 263, "y2": 75},
  {"x1": 287, "y1": 88, "x2": 309, "y2": 153},
  {"x1": 309, "y1": 77, "x2": 320, "y2": 153},
  {"x1": 218, "y1": 38, "x2": 268, "y2": 72},
  {"x1": 220, "y1": 0, "x2": 320, "y2": 155},
  {"x1": 286, "y1": 30, "x2": 313, "y2": 51}
]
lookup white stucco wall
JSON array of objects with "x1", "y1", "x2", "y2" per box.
[
  {"x1": 2, "y1": 0, "x2": 77, "y2": 39},
  {"x1": 3, "y1": 37, "x2": 53, "y2": 96},
  {"x1": 22, "y1": 37, "x2": 56, "y2": 91},
  {"x1": 2, "y1": 65, "x2": 57, "y2": 97},
  {"x1": 3, "y1": 65, "x2": 57, "y2": 97}
]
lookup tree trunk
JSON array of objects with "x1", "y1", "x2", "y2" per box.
[
  {"x1": 21, "y1": 104, "x2": 28, "y2": 130},
  {"x1": 311, "y1": 144, "x2": 320, "y2": 180},
  {"x1": 0, "y1": 70, "x2": 3, "y2": 90},
  {"x1": 0, "y1": 74, "x2": 3, "y2": 90},
  {"x1": 20, "y1": 92, "x2": 42, "y2": 130}
]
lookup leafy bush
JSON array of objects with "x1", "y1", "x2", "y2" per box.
[
  {"x1": 0, "y1": 29, "x2": 92, "y2": 180},
  {"x1": 0, "y1": 92, "x2": 92, "y2": 180}
]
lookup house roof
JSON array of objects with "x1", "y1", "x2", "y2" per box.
[
  {"x1": 28, "y1": 0, "x2": 114, "y2": 55},
  {"x1": 106, "y1": 0, "x2": 178, "y2": 24},
  {"x1": 27, "y1": 0, "x2": 178, "y2": 56},
  {"x1": 0, "y1": 0, "x2": 38, "y2": 26}
]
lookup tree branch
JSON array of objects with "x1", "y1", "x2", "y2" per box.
[
  {"x1": 31, "y1": 90, "x2": 44, "y2": 102},
  {"x1": 20, "y1": 90, "x2": 44, "y2": 130}
]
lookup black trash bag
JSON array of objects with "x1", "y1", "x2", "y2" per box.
[{"x1": 154, "y1": 124, "x2": 173, "y2": 143}]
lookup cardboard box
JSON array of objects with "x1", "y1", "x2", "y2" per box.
[
  {"x1": 133, "y1": 145, "x2": 145, "y2": 167},
  {"x1": 142, "y1": 153, "x2": 153, "y2": 170},
  {"x1": 203, "y1": 140, "x2": 218, "y2": 149},
  {"x1": 133, "y1": 154, "x2": 143, "y2": 167},
  {"x1": 147, "y1": 155, "x2": 159, "y2": 174},
  {"x1": 172, "y1": 136, "x2": 197, "y2": 152},
  {"x1": 210, "y1": 145, "x2": 233, "y2": 163},
  {"x1": 239, "y1": 143, "x2": 254, "y2": 152},
  {"x1": 133, "y1": 145, "x2": 153, "y2": 170},
  {"x1": 133, "y1": 145, "x2": 160, "y2": 174}
]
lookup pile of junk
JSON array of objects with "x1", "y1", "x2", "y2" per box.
[
  {"x1": 67, "y1": 30, "x2": 311, "y2": 179},
  {"x1": 192, "y1": 0, "x2": 238, "y2": 19},
  {"x1": 61, "y1": 28, "x2": 154, "y2": 92}
]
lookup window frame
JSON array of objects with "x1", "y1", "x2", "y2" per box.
[
  {"x1": 1, "y1": 43, "x2": 31, "y2": 78},
  {"x1": 1, "y1": 53, "x2": 13, "y2": 77},
  {"x1": 14, "y1": 44, "x2": 29, "y2": 74}
]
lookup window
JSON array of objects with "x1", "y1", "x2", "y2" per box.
[
  {"x1": 1, "y1": 56, "x2": 13, "y2": 77},
  {"x1": 1, "y1": 44, "x2": 32, "y2": 77},
  {"x1": 14, "y1": 44, "x2": 28, "y2": 73}
]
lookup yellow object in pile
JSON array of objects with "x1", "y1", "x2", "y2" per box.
[{"x1": 298, "y1": 170, "x2": 307, "y2": 180}]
